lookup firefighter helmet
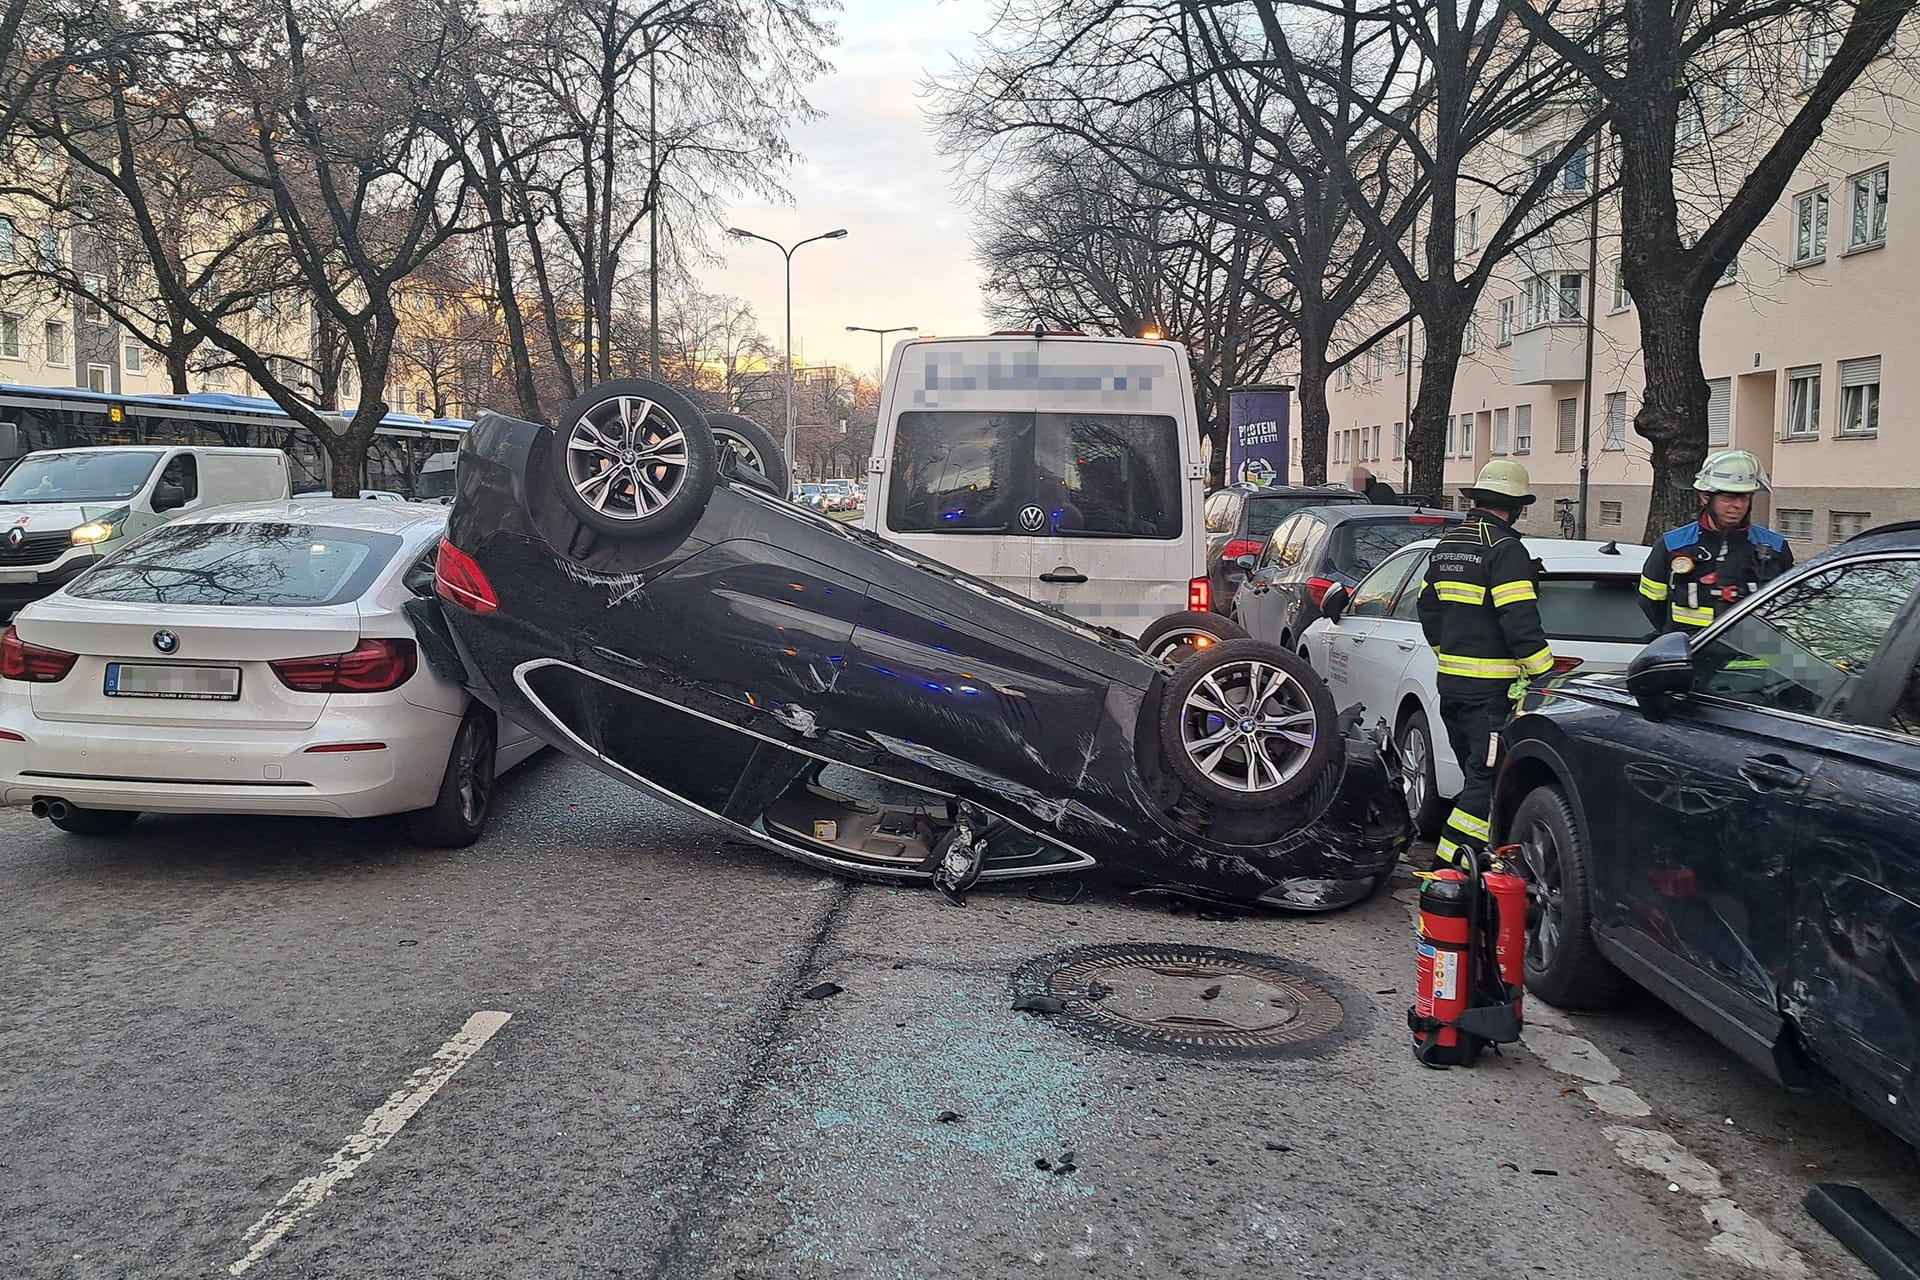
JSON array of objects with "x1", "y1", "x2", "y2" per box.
[
  {"x1": 1465, "y1": 459, "x2": 1536, "y2": 506},
  {"x1": 1693, "y1": 449, "x2": 1769, "y2": 494}
]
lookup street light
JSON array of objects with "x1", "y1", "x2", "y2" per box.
[
  {"x1": 727, "y1": 225, "x2": 848, "y2": 486},
  {"x1": 845, "y1": 324, "x2": 917, "y2": 383}
]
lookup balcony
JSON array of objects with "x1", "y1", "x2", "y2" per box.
[{"x1": 1510, "y1": 323, "x2": 1586, "y2": 385}]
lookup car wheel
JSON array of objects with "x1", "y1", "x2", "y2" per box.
[
  {"x1": 1136, "y1": 611, "x2": 1247, "y2": 663},
  {"x1": 1157, "y1": 638, "x2": 1338, "y2": 809},
  {"x1": 548, "y1": 377, "x2": 718, "y2": 539},
  {"x1": 708, "y1": 412, "x2": 791, "y2": 495},
  {"x1": 1509, "y1": 785, "x2": 1634, "y2": 1011},
  {"x1": 49, "y1": 805, "x2": 139, "y2": 836},
  {"x1": 1396, "y1": 707, "x2": 1445, "y2": 838},
  {"x1": 407, "y1": 709, "x2": 498, "y2": 849}
]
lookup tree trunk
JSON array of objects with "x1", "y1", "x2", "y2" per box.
[
  {"x1": 166, "y1": 347, "x2": 189, "y2": 394},
  {"x1": 1634, "y1": 291, "x2": 1709, "y2": 539},
  {"x1": 1409, "y1": 315, "x2": 1464, "y2": 503},
  {"x1": 1296, "y1": 350, "x2": 1331, "y2": 485}
]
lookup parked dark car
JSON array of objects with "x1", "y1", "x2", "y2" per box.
[
  {"x1": 430, "y1": 380, "x2": 1409, "y2": 909},
  {"x1": 1202, "y1": 484, "x2": 1368, "y2": 612},
  {"x1": 1494, "y1": 522, "x2": 1920, "y2": 1147},
  {"x1": 1232, "y1": 505, "x2": 1462, "y2": 653}
]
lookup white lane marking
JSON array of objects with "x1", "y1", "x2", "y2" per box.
[
  {"x1": 1583, "y1": 1084, "x2": 1654, "y2": 1117},
  {"x1": 1522, "y1": 1026, "x2": 1621, "y2": 1085},
  {"x1": 229, "y1": 1011, "x2": 511, "y2": 1276},
  {"x1": 1602, "y1": 1126, "x2": 1725, "y2": 1196},
  {"x1": 1703, "y1": 1199, "x2": 1812, "y2": 1278}
]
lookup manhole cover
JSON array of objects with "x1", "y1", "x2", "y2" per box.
[{"x1": 1012, "y1": 944, "x2": 1358, "y2": 1059}]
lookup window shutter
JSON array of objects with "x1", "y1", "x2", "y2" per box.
[
  {"x1": 1840, "y1": 356, "x2": 1881, "y2": 387},
  {"x1": 1557, "y1": 398, "x2": 1577, "y2": 452},
  {"x1": 1707, "y1": 378, "x2": 1731, "y2": 446}
]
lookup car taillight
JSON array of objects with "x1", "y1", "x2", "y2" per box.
[
  {"x1": 1550, "y1": 656, "x2": 1584, "y2": 675},
  {"x1": 1188, "y1": 576, "x2": 1212, "y2": 612},
  {"x1": 435, "y1": 538, "x2": 498, "y2": 614},
  {"x1": 1221, "y1": 538, "x2": 1263, "y2": 560},
  {"x1": 1305, "y1": 577, "x2": 1337, "y2": 608},
  {"x1": 270, "y1": 639, "x2": 418, "y2": 693},
  {"x1": 0, "y1": 627, "x2": 77, "y2": 683}
]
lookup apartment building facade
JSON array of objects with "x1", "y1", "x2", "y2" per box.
[{"x1": 1314, "y1": 38, "x2": 1917, "y2": 554}]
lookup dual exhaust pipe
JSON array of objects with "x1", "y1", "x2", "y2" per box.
[{"x1": 30, "y1": 797, "x2": 71, "y2": 821}]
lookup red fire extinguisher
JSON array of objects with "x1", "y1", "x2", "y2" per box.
[
  {"x1": 1412, "y1": 868, "x2": 1477, "y2": 1066},
  {"x1": 1484, "y1": 849, "x2": 1531, "y2": 1031}
]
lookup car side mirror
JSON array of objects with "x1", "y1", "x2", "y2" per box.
[
  {"x1": 151, "y1": 481, "x2": 188, "y2": 512},
  {"x1": 1626, "y1": 630, "x2": 1693, "y2": 718},
  {"x1": 1235, "y1": 554, "x2": 1258, "y2": 570},
  {"x1": 1320, "y1": 583, "x2": 1352, "y2": 622}
]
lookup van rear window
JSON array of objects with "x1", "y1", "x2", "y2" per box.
[{"x1": 887, "y1": 411, "x2": 1182, "y2": 538}]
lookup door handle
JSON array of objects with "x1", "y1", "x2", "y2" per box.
[
  {"x1": 1738, "y1": 754, "x2": 1805, "y2": 792},
  {"x1": 1039, "y1": 565, "x2": 1088, "y2": 584},
  {"x1": 1396, "y1": 640, "x2": 1415, "y2": 652},
  {"x1": 1351, "y1": 635, "x2": 1368, "y2": 645}
]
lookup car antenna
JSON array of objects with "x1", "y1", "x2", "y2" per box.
[{"x1": 1599, "y1": 540, "x2": 1619, "y2": 555}]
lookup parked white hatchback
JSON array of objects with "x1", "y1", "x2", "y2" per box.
[
  {"x1": 1301, "y1": 537, "x2": 1654, "y2": 836},
  {"x1": 0, "y1": 500, "x2": 540, "y2": 844}
]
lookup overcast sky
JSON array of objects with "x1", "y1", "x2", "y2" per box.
[{"x1": 704, "y1": 0, "x2": 996, "y2": 380}]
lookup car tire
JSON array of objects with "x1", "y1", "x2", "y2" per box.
[
  {"x1": 1137, "y1": 611, "x2": 1248, "y2": 663},
  {"x1": 1396, "y1": 707, "x2": 1445, "y2": 838},
  {"x1": 548, "y1": 377, "x2": 718, "y2": 539},
  {"x1": 1509, "y1": 785, "x2": 1634, "y2": 1011},
  {"x1": 49, "y1": 806, "x2": 139, "y2": 836},
  {"x1": 1157, "y1": 638, "x2": 1339, "y2": 809},
  {"x1": 708, "y1": 412, "x2": 791, "y2": 495},
  {"x1": 406, "y1": 709, "x2": 498, "y2": 849}
]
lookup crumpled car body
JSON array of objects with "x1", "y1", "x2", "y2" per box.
[{"x1": 432, "y1": 401, "x2": 1408, "y2": 909}]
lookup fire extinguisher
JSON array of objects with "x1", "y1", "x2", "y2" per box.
[
  {"x1": 1412, "y1": 868, "x2": 1478, "y2": 1066},
  {"x1": 1484, "y1": 849, "x2": 1531, "y2": 1031}
]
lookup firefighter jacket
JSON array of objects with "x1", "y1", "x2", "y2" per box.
[
  {"x1": 1639, "y1": 518, "x2": 1793, "y2": 632},
  {"x1": 1417, "y1": 509, "x2": 1556, "y2": 697}
]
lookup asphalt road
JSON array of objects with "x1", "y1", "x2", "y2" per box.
[{"x1": 3, "y1": 752, "x2": 1916, "y2": 1279}]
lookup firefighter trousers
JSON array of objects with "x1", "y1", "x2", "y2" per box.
[{"x1": 1436, "y1": 692, "x2": 1510, "y2": 865}]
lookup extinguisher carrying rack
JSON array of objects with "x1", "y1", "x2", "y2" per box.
[{"x1": 1408, "y1": 848, "x2": 1527, "y2": 1069}]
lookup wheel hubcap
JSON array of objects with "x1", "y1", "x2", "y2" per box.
[
  {"x1": 1178, "y1": 659, "x2": 1317, "y2": 795},
  {"x1": 1400, "y1": 725, "x2": 1428, "y2": 813},
  {"x1": 714, "y1": 428, "x2": 765, "y2": 475},
  {"x1": 1519, "y1": 820, "x2": 1566, "y2": 970},
  {"x1": 564, "y1": 395, "x2": 689, "y2": 521}
]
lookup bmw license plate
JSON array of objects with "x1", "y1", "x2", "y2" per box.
[{"x1": 104, "y1": 663, "x2": 241, "y2": 701}]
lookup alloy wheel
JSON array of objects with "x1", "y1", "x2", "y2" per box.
[
  {"x1": 1399, "y1": 722, "x2": 1429, "y2": 816},
  {"x1": 712, "y1": 427, "x2": 768, "y2": 476},
  {"x1": 1516, "y1": 816, "x2": 1567, "y2": 973},
  {"x1": 1176, "y1": 659, "x2": 1319, "y2": 796},
  {"x1": 563, "y1": 394, "x2": 690, "y2": 521},
  {"x1": 455, "y1": 719, "x2": 494, "y2": 828}
]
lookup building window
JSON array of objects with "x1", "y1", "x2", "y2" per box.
[
  {"x1": 0, "y1": 215, "x2": 13, "y2": 263},
  {"x1": 1677, "y1": 97, "x2": 1705, "y2": 149},
  {"x1": 1776, "y1": 508, "x2": 1815, "y2": 541},
  {"x1": 1338, "y1": 364, "x2": 1354, "y2": 391},
  {"x1": 1838, "y1": 356, "x2": 1881, "y2": 436},
  {"x1": 1522, "y1": 274, "x2": 1584, "y2": 329},
  {"x1": 1707, "y1": 377, "x2": 1731, "y2": 447},
  {"x1": 1394, "y1": 333, "x2": 1408, "y2": 374},
  {"x1": 1610, "y1": 260, "x2": 1629, "y2": 312},
  {"x1": 1456, "y1": 207, "x2": 1481, "y2": 254},
  {"x1": 1785, "y1": 365, "x2": 1820, "y2": 438},
  {"x1": 86, "y1": 363, "x2": 110, "y2": 393},
  {"x1": 1830, "y1": 510, "x2": 1872, "y2": 543},
  {"x1": 124, "y1": 341, "x2": 143, "y2": 374},
  {"x1": 1461, "y1": 318, "x2": 1478, "y2": 356},
  {"x1": 1792, "y1": 188, "x2": 1829, "y2": 264},
  {"x1": 1394, "y1": 421, "x2": 1405, "y2": 459},
  {"x1": 1494, "y1": 407, "x2": 1510, "y2": 454},
  {"x1": 0, "y1": 313, "x2": 19, "y2": 359},
  {"x1": 44, "y1": 319, "x2": 67, "y2": 366},
  {"x1": 82, "y1": 275, "x2": 107, "y2": 324},
  {"x1": 1462, "y1": 413, "x2": 1477, "y2": 459},
  {"x1": 1848, "y1": 167, "x2": 1889, "y2": 252},
  {"x1": 1497, "y1": 299, "x2": 1513, "y2": 345},
  {"x1": 1515, "y1": 403, "x2": 1533, "y2": 454},
  {"x1": 1556, "y1": 398, "x2": 1578, "y2": 453},
  {"x1": 1604, "y1": 392, "x2": 1628, "y2": 450},
  {"x1": 1600, "y1": 501, "x2": 1623, "y2": 526},
  {"x1": 38, "y1": 225, "x2": 60, "y2": 267},
  {"x1": 1717, "y1": 57, "x2": 1749, "y2": 130},
  {"x1": 1372, "y1": 424, "x2": 1382, "y2": 460},
  {"x1": 1562, "y1": 141, "x2": 1590, "y2": 193},
  {"x1": 1801, "y1": 14, "x2": 1839, "y2": 84}
]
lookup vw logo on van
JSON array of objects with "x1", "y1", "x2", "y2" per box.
[
  {"x1": 152, "y1": 630, "x2": 179, "y2": 654},
  {"x1": 1017, "y1": 505, "x2": 1048, "y2": 534}
]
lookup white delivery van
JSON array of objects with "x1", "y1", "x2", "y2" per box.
[
  {"x1": 862, "y1": 331, "x2": 1206, "y2": 636},
  {"x1": 0, "y1": 446, "x2": 290, "y2": 617}
]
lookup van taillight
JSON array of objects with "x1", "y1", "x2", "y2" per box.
[
  {"x1": 0, "y1": 627, "x2": 76, "y2": 683},
  {"x1": 434, "y1": 539, "x2": 498, "y2": 614},
  {"x1": 1188, "y1": 576, "x2": 1212, "y2": 612},
  {"x1": 271, "y1": 639, "x2": 418, "y2": 693}
]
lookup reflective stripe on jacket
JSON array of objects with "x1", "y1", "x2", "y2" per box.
[
  {"x1": 1417, "y1": 509, "x2": 1554, "y2": 697},
  {"x1": 1639, "y1": 519, "x2": 1793, "y2": 633}
]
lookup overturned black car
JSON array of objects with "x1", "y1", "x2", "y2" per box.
[{"x1": 429, "y1": 379, "x2": 1407, "y2": 908}]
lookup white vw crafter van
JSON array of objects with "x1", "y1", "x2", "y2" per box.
[
  {"x1": 0, "y1": 445, "x2": 290, "y2": 618},
  {"x1": 862, "y1": 332, "x2": 1207, "y2": 637}
]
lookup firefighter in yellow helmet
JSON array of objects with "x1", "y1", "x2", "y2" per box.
[
  {"x1": 1416, "y1": 460, "x2": 1556, "y2": 867},
  {"x1": 1639, "y1": 449, "x2": 1794, "y2": 633}
]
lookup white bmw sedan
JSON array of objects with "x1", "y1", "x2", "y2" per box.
[
  {"x1": 0, "y1": 500, "x2": 539, "y2": 844},
  {"x1": 1301, "y1": 537, "x2": 1654, "y2": 837}
]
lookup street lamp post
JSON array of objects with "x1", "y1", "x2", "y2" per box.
[
  {"x1": 726, "y1": 226, "x2": 848, "y2": 486},
  {"x1": 845, "y1": 324, "x2": 918, "y2": 386}
]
